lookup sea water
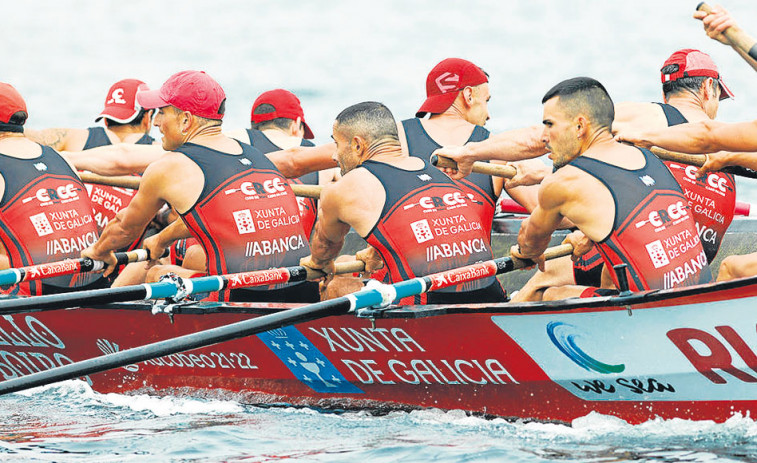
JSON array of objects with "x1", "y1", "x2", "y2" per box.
[{"x1": 4, "y1": 0, "x2": 757, "y2": 461}]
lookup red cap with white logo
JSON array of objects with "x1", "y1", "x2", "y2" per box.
[
  {"x1": 661, "y1": 49, "x2": 734, "y2": 100},
  {"x1": 96, "y1": 79, "x2": 150, "y2": 123},
  {"x1": 416, "y1": 58, "x2": 489, "y2": 118}
]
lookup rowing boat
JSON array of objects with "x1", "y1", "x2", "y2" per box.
[{"x1": 1, "y1": 216, "x2": 756, "y2": 424}]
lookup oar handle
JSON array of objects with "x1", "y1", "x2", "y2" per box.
[
  {"x1": 290, "y1": 184, "x2": 322, "y2": 199},
  {"x1": 697, "y1": 3, "x2": 757, "y2": 61},
  {"x1": 651, "y1": 146, "x2": 757, "y2": 179},
  {"x1": 510, "y1": 243, "x2": 574, "y2": 270},
  {"x1": 80, "y1": 172, "x2": 140, "y2": 189},
  {"x1": 430, "y1": 154, "x2": 517, "y2": 178},
  {"x1": 304, "y1": 260, "x2": 366, "y2": 280}
]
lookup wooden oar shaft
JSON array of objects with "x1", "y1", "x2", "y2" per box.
[
  {"x1": 79, "y1": 172, "x2": 323, "y2": 198},
  {"x1": 0, "y1": 261, "x2": 365, "y2": 315},
  {"x1": 697, "y1": 3, "x2": 757, "y2": 61},
  {"x1": 430, "y1": 154, "x2": 517, "y2": 178},
  {"x1": 0, "y1": 243, "x2": 571, "y2": 396},
  {"x1": 0, "y1": 249, "x2": 155, "y2": 287},
  {"x1": 80, "y1": 172, "x2": 140, "y2": 189}
]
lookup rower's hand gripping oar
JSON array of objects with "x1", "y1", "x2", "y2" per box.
[
  {"x1": 650, "y1": 146, "x2": 757, "y2": 179},
  {"x1": 0, "y1": 243, "x2": 573, "y2": 396},
  {"x1": 0, "y1": 249, "x2": 159, "y2": 287},
  {"x1": 79, "y1": 172, "x2": 324, "y2": 199},
  {"x1": 430, "y1": 154, "x2": 517, "y2": 178},
  {"x1": 697, "y1": 2, "x2": 757, "y2": 62},
  {"x1": 0, "y1": 260, "x2": 367, "y2": 315}
]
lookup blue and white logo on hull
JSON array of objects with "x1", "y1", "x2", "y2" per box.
[
  {"x1": 546, "y1": 321, "x2": 625, "y2": 374},
  {"x1": 258, "y1": 326, "x2": 363, "y2": 394}
]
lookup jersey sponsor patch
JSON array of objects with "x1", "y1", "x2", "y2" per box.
[
  {"x1": 232, "y1": 209, "x2": 256, "y2": 234},
  {"x1": 410, "y1": 219, "x2": 434, "y2": 243},
  {"x1": 29, "y1": 212, "x2": 54, "y2": 237},
  {"x1": 645, "y1": 240, "x2": 670, "y2": 268}
]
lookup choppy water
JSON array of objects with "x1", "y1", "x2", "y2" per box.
[
  {"x1": 2, "y1": 382, "x2": 757, "y2": 462},
  {"x1": 4, "y1": 0, "x2": 757, "y2": 461}
]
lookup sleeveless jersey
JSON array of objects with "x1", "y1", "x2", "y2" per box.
[
  {"x1": 246, "y1": 129, "x2": 318, "y2": 238},
  {"x1": 655, "y1": 103, "x2": 736, "y2": 262},
  {"x1": 569, "y1": 148, "x2": 712, "y2": 291},
  {"x1": 83, "y1": 127, "x2": 155, "y2": 249},
  {"x1": 0, "y1": 146, "x2": 102, "y2": 295},
  {"x1": 177, "y1": 142, "x2": 311, "y2": 302},
  {"x1": 401, "y1": 118, "x2": 497, "y2": 227},
  {"x1": 361, "y1": 159, "x2": 502, "y2": 305}
]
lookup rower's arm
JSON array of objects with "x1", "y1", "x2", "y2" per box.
[
  {"x1": 82, "y1": 160, "x2": 170, "y2": 275},
  {"x1": 304, "y1": 182, "x2": 351, "y2": 270},
  {"x1": 432, "y1": 125, "x2": 547, "y2": 179},
  {"x1": 515, "y1": 177, "x2": 566, "y2": 258},
  {"x1": 62, "y1": 144, "x2": 166, "y2": 176},
  {"x1": 142, "y1": 219, "x2": 193, "y2": 263},
  {"x1": 616, "y1": 119, "x2": 757, "y2": 154},
  {"x1": 700, "y1": 150, "x2": 757, "y2": 173},
  {"x1": 267, "y1": 143, "x2": 338, "y2": 178}
]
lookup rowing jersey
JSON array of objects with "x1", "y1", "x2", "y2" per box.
[
  {"x1": 655, "y1": 103, "x2": 736, "y2": 262},
  {"x1": 0, "y1": 145, "x2": 103, "y2": 296},
  {"x1": 83, "y1": 127, "x2": 154, "y2": 250},
  {"x1": 246, "y1": 129, "x2": 318, "y2": 238},
  {"x1": 569, "y1": 147, "x2": 712, "y2": 291},
  {"x1": 361, "y1": 159, "x2": 506, "y2": 305},
  {"x1": 402, "y1": 118, "x2": 497, "y2": 227},
  {"x1": 177, "y1": 141, "x2": 312, "y2": 302}
]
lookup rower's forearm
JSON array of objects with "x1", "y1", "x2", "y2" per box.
[
  {"x1": 92, "y1": 223, "x2": 142, "y2": 256},
  {"x1": 468, "y1": 125, "x2": 547, "y2": 162},
  {"x1": 309, "y1": 228, "x2": 344, "y2": 266},
  {"x1": 155, "y1": 220, "x2": 193, "y2": 249}
]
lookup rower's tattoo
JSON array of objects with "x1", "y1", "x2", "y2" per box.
[{"x1": 27, "y1": 129, "x2": 68, "y2": 151}]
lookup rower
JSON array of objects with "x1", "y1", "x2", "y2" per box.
[
  {"x1": 300, "y1": 101, "x2": 507, "y2": 304},
  {"x1": 402, "y1": 58, "x2": 548, "y2": 223},
  {"x1": 25, "y1": 79, "x2": 157, "y2": 238},
  {"x1": 518, "y1": 49, "x2": 738, "y2": 301},
  {"x1": 696, "y1": 4, "x2": 757, "y2": 72},
  {"x1": 513, "y1": 77, "x2": 712, "y2": 293},
  {"x1": 0, "y1": 82, "x2": 105, "y2": 295},
  {"x1": 81, "y1": 70, "x2": 319, "y2": 303}
]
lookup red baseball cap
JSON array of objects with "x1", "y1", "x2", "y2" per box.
[
  {"x1": 416, "y1": 58, "x2": 489, "y2": 117},
  {"x1": 0, "y1": 82, "x2": 27, "y2": 125},
  {"x1": 251, "y1": 89, "x2": 314, "y2": 139},
  {"x1": 137, "y1": 70, "x2": 226, "y2": 120},
  {"x1": 95, "y1": 78, "x2": 150, "y2": 123},
  {"x1": 661, "y1": 49, "x2": 734, "y2": 100}
]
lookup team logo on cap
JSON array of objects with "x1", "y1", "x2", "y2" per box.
[
  {"x1": 435, "y1": 72, "x2": 460, "y2": 92},
  {"x1": 107, "y1": 88, "x2": 128, "y2": 106}
]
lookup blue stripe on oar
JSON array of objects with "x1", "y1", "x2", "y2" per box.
[{"x1": 0, "y1": 269, "x2": 22, "y2": 286}]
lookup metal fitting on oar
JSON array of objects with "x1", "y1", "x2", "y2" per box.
[{"x1": 152, "y1": 273, "x2": 193, "y2": 315}]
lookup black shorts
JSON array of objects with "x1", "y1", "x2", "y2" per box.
[{"x1": 573, "y1": 248, "x2": 604, "y2": 287}]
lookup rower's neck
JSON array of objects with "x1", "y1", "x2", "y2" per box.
[
  {"x1": 364, "y1": 139, "x2": 405, "y2": 163},
  {"x1": 581, "y1": 127, "x2": 615, "y2": 153},
  {"x1": 665, "y1": 95, "x2": 710, "y2": 122},
  {"x1": 108, "y1": 125, "x2": 148, "y2": 143}
]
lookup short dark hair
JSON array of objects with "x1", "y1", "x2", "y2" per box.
[
  {"x1": 660, "y1": 64, "x2": 715, "y2": 99},
  {"x1": 104, "y1": 108, "x2": 151, "y2": 128},
  {"x1": 334, "y1": 101, "x2": 399, "y2": 143},
  {"x1": 0, "y1": 111, "x2": 28, "y2": 133},
  {"x1": 250, "y1": 103, "x2": 296, "y2": 131},
  {"x1": 542, "y1": 77, "x2": 614, "y2": 130}
]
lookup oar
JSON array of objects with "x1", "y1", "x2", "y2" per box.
[
  {"x1": 0, "y1": 260, "x2": 366, "y2": 315},
  {"x1": 430, "y1": 154, "x2": 517, "y2": 178},
  {"x1": 79, "y1": 172, "x2": 323, "y2": 198},
  {"x1": 650, "y1": 146, "x2": 757, "y2": 179},
  {"x1": 0, "y1": 243, "x2": 572, "y2": 396},
  {"x1": 697, "y1": 2, "x2": 757, "y2": 61},
  {"x1": 0, "y1": 249, "x2": 158, "y2": 287}
]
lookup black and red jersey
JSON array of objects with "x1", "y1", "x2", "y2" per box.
[
  {"x1": 83, "y1": 127, "x2": 154, "y2": 250},
  {"x1": 246, "y1": 129, "x2": 318, "y2": 238},
  {"x1": 177, "y1": 141, "x2": 311, "y2": 302},
  {"x1": 655, "y1": 103, "x2": 736, "y2": 262},
  {"x1": 402, "y1": 118, "x2": 496, "y2": 228},
  {"x1": 569, "y1": 147, "x2": 712, "y2": 291},
  {"x1": 0, "y1": 146, "x2": 102, "y2": 295},
  {"x1": 361, "y1": 159, "x2": 504, "y2": 305}
]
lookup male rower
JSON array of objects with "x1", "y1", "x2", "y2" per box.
[
  {"x1": 81, "y1": 70, "x2": 319, "y2": 303},
  {"x1": 512, "y1": 77, "x2": 712, "y2": 293},
  {"x1": 0, "y1": 82, "x2": 104, "y2": 295},
  {"x1": 517, "y1": 49, "x2": 737, "y2": 300},
  {"x1": 300, "y1": 101, "x2": 506, "y2": 304},
  {"x1": 403, "y1": 58, "x2": 548, "y2": 223},
  {"x1": 25, "y1": 79, "x2": 156, "y2": 236},
  {"x1": 695, "y1": 4, "x2": 757, "y2": 72}
]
